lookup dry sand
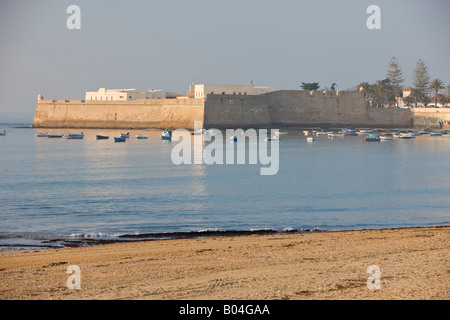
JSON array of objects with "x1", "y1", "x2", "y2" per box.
[{"x1": 0, "y1": 227, "x2": 448, "y2": 300}]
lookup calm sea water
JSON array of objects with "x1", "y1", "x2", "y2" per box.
[{"x1": 0, "y1": 123, "x2": 449, "y2": 250}]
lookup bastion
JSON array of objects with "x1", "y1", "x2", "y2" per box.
[{"x1": 32, "y1": 90, "x2": 414, "y2": 129}]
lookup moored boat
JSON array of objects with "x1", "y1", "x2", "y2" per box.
[
  {"x1": 135, "y1": 134, "x2": 148, "y2": 139},
  {"x1": 430, "y1": 132, "x2": 442, "y2": 136},
  {"x1": 365, "y1": 134, "x2": 380, "y2": 142},
  {"x1": 36, "y1": 132, "x2": 47, "y2": 137},
  {"x1": 66, "y1": 133, "x2": 84, "y2": 139},
  {"x1": 307, "y1": 136, "x2": 315, "y2": 142},
  {"x1": 229, "y1": 136, "x2": 238, "y2": 142},
  {"x1": 114, "y1": 137, "x2": 126, "y2": 142},
  {"x1": 120, "y1": 133, "x2": 130, "y2": 139},
  {"x1": 380, "y1": 133, "x2": 393, "y2": 141},
  {"x1": 47, "y1": 133, "x2": 63, "y2": 138},
  {"x1": 0, "y1": 130, "x2": 6, "y2": 136},
  {"x1": 96, "y1": 135, "x2": 109, "y2": 140},
  {"x1": 161, "y1": 130, "x2": 172, "y2": 140}
]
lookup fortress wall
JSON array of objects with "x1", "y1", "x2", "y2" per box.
[
  {"x1": 264, "y1": 90, "x2": 412, "y2": 128},
  {"x1": 410, "y1": 108, "x2": 450, "y2": 128},
  {"x1": 32, "y1": 99, "x2": 205, "y2": 129},
  {"x1": 203, "y1": 94, "x2": 271, "y2": 129}
]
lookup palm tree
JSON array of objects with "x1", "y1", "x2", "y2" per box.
[
  {"x1": 330, "y1": 83, "x2": 337, "y2": 91},
  {"x1": 358, "y1": 82, "x2": 371, "y2": 99},
  {"x1": 403, "y1": 95, "x2": 414, "y2": 107},
  {"x1": 428, "y1": 79, "x2": 445, "y2": 107}
]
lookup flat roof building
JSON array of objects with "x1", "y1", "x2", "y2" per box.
[
  {"x1": 193, "y1": 84, "x2": 275, "y2": 99},
  {"x1": 85, "y1": 88, "x2": 167, "y2": 101}
]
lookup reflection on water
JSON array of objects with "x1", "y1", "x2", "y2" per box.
[{"x1": 0, "y1": 125, "x2": 449, "y2": 249}]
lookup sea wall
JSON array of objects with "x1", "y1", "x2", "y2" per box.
[
  {"x1": 32, "y1": 99, "x2": 205, "y2": 129},
  {"x1": 32, "y1": 90, "x2": 414, "y2": 129},
  {"x1": 410, "y1": 108, "x2": 450, "y2": 128}
]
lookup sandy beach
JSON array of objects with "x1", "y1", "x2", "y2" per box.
[{"x1": 0, "y1": 227, "x2": 448, "y2": 300}]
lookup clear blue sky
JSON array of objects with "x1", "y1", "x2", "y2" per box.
[{"x1": 0, "y1": 0, "x2": 449, "y2": 122}]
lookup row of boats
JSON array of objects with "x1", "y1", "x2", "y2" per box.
[
  {"x1": 304, "y1": 128, "x2": 450, "y2": 142},
  {"x1": 27, "y1": 127, "x2": 450, "y2": 143}
]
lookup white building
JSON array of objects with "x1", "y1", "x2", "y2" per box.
[
  {"x1": 193, "y1": 84, "x2": 275, "y2": 99},
  {"x1": 85, "y1": 88, "x2": 167, "y2": 101}
]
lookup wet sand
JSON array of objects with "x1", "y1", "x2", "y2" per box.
[{"x1": 0, "y1": 227, "x2": 448, "y2": 300}]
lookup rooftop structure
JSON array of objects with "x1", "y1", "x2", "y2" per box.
[
  {"x1": 85, "y1": 88, "x2": 168, "y2": 101},
  {"x1": 193, "y1": 84, "x2": 275, "y2": 99}
]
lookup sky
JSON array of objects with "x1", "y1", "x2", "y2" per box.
[{"x1": 0, "y1": 0, "x2": 449, "y2": 122}]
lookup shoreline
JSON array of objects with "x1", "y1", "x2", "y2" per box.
[
  {"x1": 1, "y1": 226, "x2": 448, "y2": 300},
  {"x1": 1, "y1": 225, "x2": 448, "y2": 252}
]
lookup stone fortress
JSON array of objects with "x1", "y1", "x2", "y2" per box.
[{"x1": 33, "y1": 82, "x2": 443, "y2": 130}]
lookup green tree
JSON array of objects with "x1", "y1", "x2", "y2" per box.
[
  {"x1": 367, "y1": 79, "x2": 394, "y2": 108},
  {"x1": 403, "y1": 95, "x2": 414, "y2": 107},
  {"x1": 410, "y1": 88, "x2": 425, "y2": 108},
  {"x1": 428, "y1": 79, "x2": 445, "y2": 107},
  {"x1": 301, "y1": 82, "x2": 320, "y2": 91},
  {"x1": 385, "y1": 57, "x2": 404, "y2": 106},
  {"x1": 358, "y1": 82, "x2": 371, "y2": 99},
  {"x1": 412, "y1": 59, "x2": 430, "y2": 95},
  {"x1": 330, "y1": 83, "x2": 337, "y2": 91},
  {"x1": 439, "y1": 94, "x2": 448, "y2": 107}
]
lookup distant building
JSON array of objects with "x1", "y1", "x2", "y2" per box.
[
  {"x1": 193, "y1": 84, "x2": 275, "y2": 99},
  {"x1": 85, "y1": 88, "x2": 167, "y2": 101}
]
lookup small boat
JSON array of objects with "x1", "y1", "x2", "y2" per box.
[
  {"x1": 0, "y1": 130, "x2": 6, "y2": 136},
  {"x1": 265, "y1": 136, "x2": 279, "y2": 141},
  {"x1": 328, "y1": 132, "x2": 345, "y2": 138},
  {"x1": 316, "y1": 131, "x2": 332, "y2": 136},
  {"x1": 389, "y1": 129, "x2": 399, "y2": 132},
  {"x1": 307, "y1": 137, "x2": 315, "y2": 142},
  {"x1": 192, "y1": 129, "x2": 205, "y2": 135},
  {"x1": 120, "y1": 133, "x2": 130, "y2": 139},
  {"x1": 365, "y1": 134, "x2": 380, "y2": 142},
  {"x1": 36, "y1": 132, "x2": 47, "y2": 137},
  {"x1": 47, "y1": 133, "x2": 63, "y2": 138},
  {"x1": 229, "y1": 136, "x2": 238, "y2": 142},
  {"x1": 359, "y1": 129, "x2": 372, "y2": 134},
  {"x1": 303, "y1": 130, "x2": 310, "y2": 135},
  {"x1": 66, "y1": 133, "x2": 84, "y2": 139},
  {"x1": 135, "y1": 134, "x2": 148, "y2": 139},
  {"x1": 96, "y1": 135, "x2": 109, "y2": 140},
  {"x1": 430, "y1": 132, "x2": 442, "y2": 136},
  {"x1": 161, "y1": 130, "x2": 172, "y2": 140},
  {"x1": 114, "y1": 137, "x2": 126, "y2": 142},
  {"x1": 275, "y1": 131, "x2": 288, "y2": 135},
  {"x1": 398, "y1": 133, "x2": 415, "y2": 139},
  {"x1": 419, "y1": 131, "x2": 429, "y2": 135},
  {"x1": 380, "y1": 133, "x2": 393, "y2": 141}
]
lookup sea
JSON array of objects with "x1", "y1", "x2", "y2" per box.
[{"x1": 0, "y1": 122, "x2": 449, "y2": 250}]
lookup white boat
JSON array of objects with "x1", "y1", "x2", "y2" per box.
[
  {"x1": 398, "y1": 133, "x2": 415, "y2": 139},
  {"x1": 430, "y1": 132, "x2": 442, "y2": 136},
  {"x1": 0, "y1": 130, "x2": 6, "y2": 136},
  {"x1": 275, "y1": 131, "x2": 288, "y2": 135},
  {"x1": 380, "y1": 133, "x2": 393, "y2": 141},
  {"x1": 135, "y1": 134, "x2": 148, "y2": 139},
  {"x1": 121, "y1": 133, "x2": 130, "y2": 138},
  {"x1": 328, "y1": 133, "x2": 345, "y2": 138},
  {"x1": 358, "y1": 129, "x2": 372, "y2": 134},
  {"x1": 36, "y1": 132, "x2": 47, "y2": 137},
  {"x1": 316, "y1": 131, "x2": 332, "y2": 136},
  {"x1": 307, "y1": 137, "x2": 315, "y2": 142},
  {"x1": 66, "y1": 133, "x2": 84, "y2": 139},
  {"x1": 161, "y1": 130, "x2": 172, "y2": 140},
  {"x1": 192, "y1": 129, "x2": 205, "y2": 135},
  {"x1": 303, "y1": 130, "x2": 310, "y2": 135},
  {"x1": 229, "y1": 136, "x2": 238, "y2": 142},
  {"x1": 265, "y1": 136, "x2": 279, "y2": 141}
]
